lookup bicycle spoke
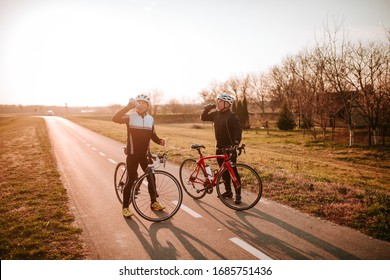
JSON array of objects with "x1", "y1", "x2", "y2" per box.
[
  {"x1": 179, "y1": 158, "x2": 207, "y2": 199},
  {"x1": 216, "y1": 163, "x2": 262, "y2": 211},
  {"x1": 132, "y1": 170, "x2": 182, "y2": 222}
]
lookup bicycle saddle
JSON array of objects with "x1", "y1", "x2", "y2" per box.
[{"x1": 190, "y1": 144, "x2": 205, "y2": 150}]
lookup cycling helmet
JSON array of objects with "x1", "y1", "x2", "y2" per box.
[
  {"x1": 217, "y1": 93, "x2": 235, "y2": 105},
  {"x1": 135, "y1": 94, "x2": 151, "y2": 104}
]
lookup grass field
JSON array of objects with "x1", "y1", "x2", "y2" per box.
[
  {"x1": 69, "y1": 115, "x2": 390, "y2": 241},
  {"x1": 0, "y1": 117, "x2": 85, "y2": 259}
]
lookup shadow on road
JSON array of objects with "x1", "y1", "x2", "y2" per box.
[
  {"x1": 120, "y1": 198, "x2": 388, "y2": 259},
  {"x1": 187, "y1": 199, "x2": 360, "y2": 260},
  {"x1": 125, "y1": 217, "x2": 227, "y2": 260}
]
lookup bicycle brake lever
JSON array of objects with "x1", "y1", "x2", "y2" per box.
[{"x1": 237, "y1": 145, "x2": 245, "y2": 156}]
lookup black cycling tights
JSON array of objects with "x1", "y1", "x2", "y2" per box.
[
  {"x1": 123, "y1": 153, "x2": 157, "y2": 208},
  {"x1": 216, "y1": 149, "x2": 240, "y2": 195}
]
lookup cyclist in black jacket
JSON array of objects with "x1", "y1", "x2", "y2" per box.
[
  {"x1": 201, "y1": 93, "x2": 243, "y2": 204},
  {"x1": 112, "y1": 94, "x2": 166, "y2": 218}
]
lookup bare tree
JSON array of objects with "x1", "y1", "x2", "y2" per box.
[
  {"x1": 240, "y1": 74, "x2": 252, "y2": 99},
  {"x1": 347, "y1": 41, "x2": 390, "y2": 145},
  {"x1": 179, "y1": 95, "x2": 198, "y2": 114},
  {"x1": 269, "y1": 66, "x2": 285, "y2": 108},
  {"x1": 310, "y1": 46, "x2": 338, "y2": 140},
  {"x1": 166, "y1": 98, "x2": 181, "y2": 114},
  {"x1": 249, "y1": 73, "x2": 263, "y2": 113},
  {"x1": 290, "y1": 50, "x2": 318, "y2": 139},
  {"x1": 199, "y1": 80, "x2": 222, "y2": 104},
  {"x1": 147, "y1": 88, "x2": 164, "y2": 115},
  {"x1": 248, "y1": 72, "x2": 270, "y2": 119},
  {"x1": 199, "y1": 89, "x2": 210, "y2": 104},
  {"x1": 317, "y1": 18, "x2": 356, "y2": 146},
  {"x1": 269, "y1": 56, "x2": 299, "y2": 111},
  {"x1": 223, "y1": 75, "x2": 242, "y2": 100}
]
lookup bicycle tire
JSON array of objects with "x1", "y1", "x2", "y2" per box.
[
  {"x1": 216, "y1": 163, "x2": 262, "y2": 211},
  {"x1": 114, "y1": 162, "x2": 127, "y2": 204},
  {"x1": 179, "y1": 158, "x2": 207, "y2": 199},
  {"x1": 132, "y1": 170, "x2": 183, "y2": 222}
]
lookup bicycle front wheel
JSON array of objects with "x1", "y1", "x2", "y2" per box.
[
  {"x1": 132, "y1": 170, "x2": 182, "y2": 222},
  {"x1": 114, "y1": 162, "x2": 127, "y2": 204},
  {"x1": 179, "y1": 158, "x2": 207, "y2": 199},
  {"x1": 216, "y1": 163, "x2": 262, "y2": 211}
]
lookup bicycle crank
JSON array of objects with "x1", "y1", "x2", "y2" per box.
[{"x1": 206, "y1": 186, "x2": 213, "y2": 194}]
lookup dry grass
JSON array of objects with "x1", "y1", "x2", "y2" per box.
[
  {"x1": 0, "y1": 117, "x2": 85, "y2": 259},
  {"x1": 69, "y1": 115, "x2": 390, "y2": 241}
]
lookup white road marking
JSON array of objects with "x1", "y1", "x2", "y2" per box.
[
  {"x1": 108, "y1": 159, "x2": 117, "y2": 164},
  {"x1": 92, "y1": 147, "x2": 97, "y2": 151},
  {"x1": 229, "y1": 237, "x2": 273, "y2": 260},
  {"x1": 173, "y1": 202, "x2": 202, "y2": 218},
  {"x1": 261, "y1": 198, "x2": 270, "y2": 204},
  {"x1": 99, "y1": 152, "x2": 106, "y2": 157}
]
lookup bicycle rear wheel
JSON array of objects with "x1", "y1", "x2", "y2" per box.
[
  {"x1": 114, "y1": 162, "x2": 127, "y2": 204},
  {"x1": 216, "y1": 163, "x2": 262, "y2": 211},
  {"x1": 179, "y1": 158, "x2": 207, "y2": 199},
  {"x1": 132, "y1": 170, "x2": 182, "y2": 222}
]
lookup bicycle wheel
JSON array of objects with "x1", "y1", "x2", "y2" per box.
[
  {"x1": 132, "y1": 170, "x2": 182, "y2": 222},
  {"x1": 179, "y1": 158, "x2": 207, "y2": 199},
  {"x1": 114, "y1": 162, "x2": 127, "y2": 204},
  {"x1": 216, "y1": 163, "x2": 262, "y2": 211}
]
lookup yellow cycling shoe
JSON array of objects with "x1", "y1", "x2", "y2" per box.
[
  {"x1": 151, "y1": 201, "x2": 166, "y2": 211},
  {"x1": 122, "y1": 207, "x2": 134, "y2": 218}
]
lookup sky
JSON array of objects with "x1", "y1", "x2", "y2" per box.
[{"x1": 0, "y1": 0, "x2": 389, "y2": 107}]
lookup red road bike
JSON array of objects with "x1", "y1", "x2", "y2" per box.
[{"x1": 179, "y1": 144, "x2": 262, "y2": 211}]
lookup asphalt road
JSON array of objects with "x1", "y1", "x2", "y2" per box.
[{"x1": 44, "y1": 116, "x2": 390, "y2": 260}]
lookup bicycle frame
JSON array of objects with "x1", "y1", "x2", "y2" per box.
[{"x1": 192, "y1": 150, "x2": 240, "y2": 191}]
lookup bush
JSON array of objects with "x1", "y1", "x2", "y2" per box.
[
  {"x1": 277, "y1": 104, "x2": 296, "y2": 131},
  {"x1": 301, "y1": 115, "x2": 314, "y2": 129}
]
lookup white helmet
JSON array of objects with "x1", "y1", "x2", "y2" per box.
[
  {"x1": 135, "y1": 94, "x2": 151, "y2": 104},
  {"x1": 217, "y1": 93, "x2": 235, "y2": 105}
]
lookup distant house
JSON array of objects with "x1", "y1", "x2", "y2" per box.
[
  {"x1": 328, "y1": 91, "x2": 374, "y2": 129},
  {"x1": 248, "y1": 91, "x2": 375, "y2": 129}
]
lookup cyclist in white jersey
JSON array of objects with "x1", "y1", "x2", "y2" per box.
[{"x1": 112, "y1": 94, "x2": 166, "y2": 218}]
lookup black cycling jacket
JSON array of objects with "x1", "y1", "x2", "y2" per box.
[{"x1": 201, "y1": 108, "x2": 242, "y2": 149}]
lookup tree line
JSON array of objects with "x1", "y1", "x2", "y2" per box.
[{"x1": 198, "y1": 23, "x2": 390, "y2": 147}]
